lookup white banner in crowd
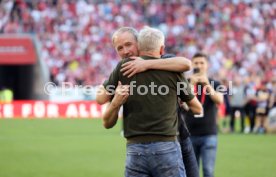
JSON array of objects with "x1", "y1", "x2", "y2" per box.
[{"x1": 0, "y1": 101, "x2": 108, "y2": 119}]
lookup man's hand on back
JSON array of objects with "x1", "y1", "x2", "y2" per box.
[
  {"x1": 120, "y1": 56, "x2": 149, "y2": 78},
  {"x1": 111, "y1": 81, "x2": 130, "y2": 108}
]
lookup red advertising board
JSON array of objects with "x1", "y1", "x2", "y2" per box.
[
  {"x1": 0, "y1": 35, "x2": 37, "y2": 65},
  {"x1": 0, "y1": 101, "x2": 107, "y2": 119}
]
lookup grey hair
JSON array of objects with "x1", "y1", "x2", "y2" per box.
[
  {"x1": 112, "y1": 27, "x2": 138, "y2": 45},
  {"x1": 138, "y1": 26, "x2": 165, "y2": 52}
]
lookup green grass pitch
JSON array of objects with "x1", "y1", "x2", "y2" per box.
[{"x1": 0, "y1": 119, "x2": 276, "y2": 177}]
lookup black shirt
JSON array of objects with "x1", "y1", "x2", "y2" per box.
[
  {"x1": 185, "y1": 79, "x2": 221, "y2": 136},
  {"x1": 161, "y1": 54, "x2": 191, "y2": 139},
  {"x1": 178, "y1": 105, "x2": 190, "y2": 139}
]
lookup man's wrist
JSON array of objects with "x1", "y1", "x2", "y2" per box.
[
  {"x1": 145, "y1": 60, "x2": 154, "y2": 70},
  {"x1": 110, "y1": 101, "x2": 121, "y2": 109}
]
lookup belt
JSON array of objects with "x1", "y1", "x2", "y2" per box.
[{"x1": 127, "y1": 135, "x2": 177, "y2": 144}]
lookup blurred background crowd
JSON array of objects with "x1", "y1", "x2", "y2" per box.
[
  {"x1": 0, "y1": 0, "x2": 275, "y2": 133},
  {"x1": 1, "y1": 0, "x2": 275, "y2": 85}
]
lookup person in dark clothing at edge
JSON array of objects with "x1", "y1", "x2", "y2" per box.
[
  {"x1": 163, "y1": 53, "x2": 200, "y2": 177},
  {"x1": 184, "y1": 53, "x2": 224, "y2": 177},
  {"x1": 96, "y1": 27, "x2": 202, "y2": 177}
]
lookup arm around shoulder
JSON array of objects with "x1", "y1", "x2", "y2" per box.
[{"x1": 148, "y1": 57, "x2": 191, "y2": 72}]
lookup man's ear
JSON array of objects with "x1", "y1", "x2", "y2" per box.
[{"x1": 160, "y1": 45, "x2": 165, "y2": 55}]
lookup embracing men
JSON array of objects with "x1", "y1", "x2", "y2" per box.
[{"x1": 96, "y1": 26, "x2": 202, "y2": 177}]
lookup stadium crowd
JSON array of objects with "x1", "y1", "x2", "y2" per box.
[
  {"x1": 1, "y1": 0, "x2": 275, "y2": 84},
  {"x1": 1, "y1": 0, "x2": 275, "y2": 133}
]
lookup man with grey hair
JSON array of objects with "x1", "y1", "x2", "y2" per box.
[
  {"x1": 97, "y1": 26, "x2": 193, "y2": 104},
  {"x1": 138, "y1": 27, "x2": 165, "y2": 52},
  {"x1": 98, "y1": 26, "x2": 202, "y2": 177}
]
